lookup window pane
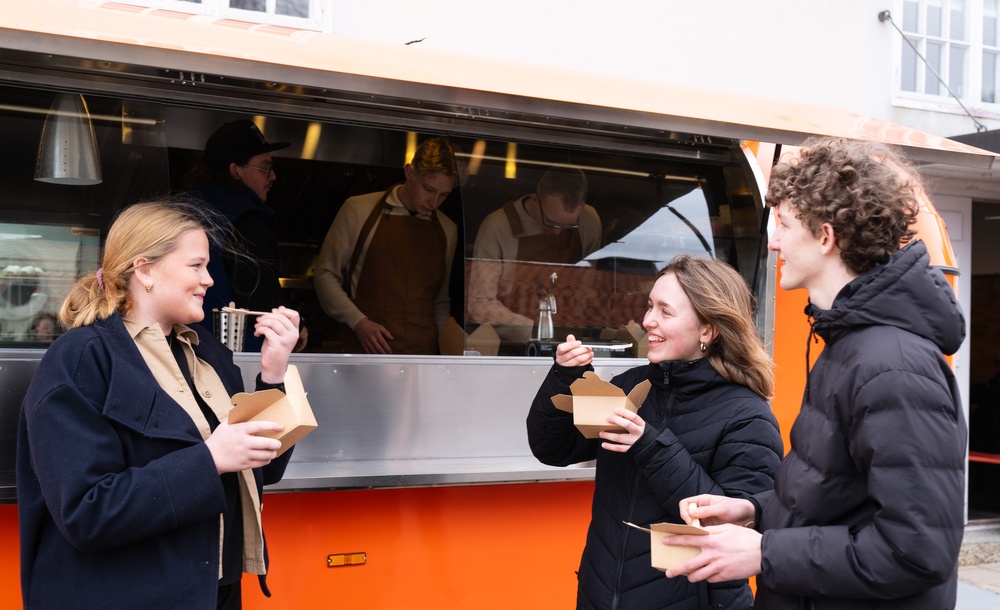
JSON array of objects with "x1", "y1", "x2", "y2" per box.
[
  {"x1": 903, "y1": 1, "x2": 920, "y2": 32},
  {"x1": 902, "y1": 42, "x2": 918, "y2": 91},
  {"x1": 230, "y1": 0, "x2": 265, "y2": 11},
  {"x1": 950, "y1": 45, "x2": 965, "y2": 96},
  {"x1": 928, "y1": 3, "x2": 942, "y2": 37},
  {"x1": 926, "y1": 41, "x2": 942, "y2": 95},
  {"x1": 951, "y1": 0, "x2": 966, "y2": 40},
  {"x1": 276, "y1": 0, "x2": 310, "y2": 18},
  {"x1": 988, "y1": 0, "x2": 999, "y2": 47},
  {"x1": 983, "y1": 51, "x2": 997, "y2": 103},
  {"x1": 0, "y1": 82, "x2": 768, "y2": 359},
  {"x1": 0, "y1": 223, "x2": 99, "y2": 343},
  {"x1": 463, "y1": 150, "x2": 748, "y2": 356}
]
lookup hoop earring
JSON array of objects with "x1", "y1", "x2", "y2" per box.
[
  {"x1": 700, "y1": 342, "x2": 707, "y2": 353},
  {"x1": 145, "y1": 284, "x2": 152, "y2": 293}
]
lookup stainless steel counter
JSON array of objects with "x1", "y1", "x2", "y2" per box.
[
  {"x1": 1, "y1": 349, "x2": 645, "y2": 500},
  {"x1": 240, "y1": 353, "x2": 628, "y2": 492}
]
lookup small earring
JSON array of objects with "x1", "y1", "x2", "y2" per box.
[
  {"x1": 145, "y1": 284, "x2": 152, "y2": 293},
  {"x1": 700, "y1": 342, "x2": 707, "y2": 353}
]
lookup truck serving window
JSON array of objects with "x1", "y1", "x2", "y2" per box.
[{"x1": 0, "y1": 83, "x2": 765, "y2": 356}]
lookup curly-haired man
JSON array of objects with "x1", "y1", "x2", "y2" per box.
[{"x1": 665, "y1": 137, "x2": 968, "y2": 610}]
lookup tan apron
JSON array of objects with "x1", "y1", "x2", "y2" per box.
[
  {"x1": 501, "y1": 197, "x2": 583, "y2": 320},
  {"x1": 343, "y1": 187, "x2": 447, "y2": 354}
]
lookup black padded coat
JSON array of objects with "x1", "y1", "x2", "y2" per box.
[
  {"x1": 528, "y1": 357, "x2": 783, "y2": 610},
  {"x1": 754, "y1": 241, "x2": 967, "y2": 610}
]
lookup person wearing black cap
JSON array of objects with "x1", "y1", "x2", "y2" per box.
[{"x1": 184, "y1": 119, "x2": 307, "y2": 352}]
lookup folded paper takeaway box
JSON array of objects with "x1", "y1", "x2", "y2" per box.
[
  {"x1": 228, "y1": 364, "x2": 317, "y2": 456},
  {"x1": 625, "y1": 521, "x2": 710, "y2": 571},
  {"x1": 550, "y1": 371, "x2": 651, "y2": 439},
  {"x1": 438, "y1": 317, "x2": 501, "y2": 356},
  {"x1": 600, "y1": 319, "x2": 648, "y2": 359}
]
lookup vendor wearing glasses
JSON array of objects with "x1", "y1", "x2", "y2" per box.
[
  {"x1": 469, "y1": 167, "x2": 602, "y2": 346},
  {"x1": 184, "y1": 119, "x2": 307, "y2": 352}
]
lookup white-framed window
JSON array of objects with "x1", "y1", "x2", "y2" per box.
[
  {"x1": 116, "y1": 0, "x2": 325, "y2": 31},
  {"x1": 892, "y1": 0, "x2": 1000, "y2": 111},
  {"x1": 899, "y1": 0, "x2": 968, "y2": 97},
  {"x1": 224, "y1": 0, "x2": 321, "y2": 29},
  {"x1": 984, "y1": 0, "x2": 1000, "y2": 102}
]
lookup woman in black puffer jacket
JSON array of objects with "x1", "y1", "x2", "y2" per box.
[{"x1": 528, "y1": 255, "x2": 783, "y2": 610}]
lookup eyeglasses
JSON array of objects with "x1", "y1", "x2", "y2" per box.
[
  {"x1": 536, "y1": 194, "x2": 580, "y2": 230},
  {"x1": 243, "y1": 163, "x2": 275, "y2": 177}
]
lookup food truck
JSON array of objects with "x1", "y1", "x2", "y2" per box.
[{"x1": 0, "y1": 2, "x2": 992, "y2": 607}]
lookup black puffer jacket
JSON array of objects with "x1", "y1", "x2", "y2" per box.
[
  {"x1": 755, "y1": 241, "x2": 967, "y2": 610},
  {"x1": 528, "y1": 358, "x2": 783, "y2": 610}
]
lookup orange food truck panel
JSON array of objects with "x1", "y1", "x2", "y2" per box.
[{"x1": 251, "y1": 483, "x2": 594, "y2": 609}]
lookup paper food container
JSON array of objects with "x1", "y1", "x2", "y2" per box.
[
  {"x1": 438, "y1": 316, "x2": 465, "y2": 355},
  {"x1": 550, "y1": 371, "x2": 651, "y2": 439},
  {"x1": 438, "y1": 317, "x2": 501, "y2": 356},
  {"x1": 466, "y1": 322, "x2": 500, "y2": 356},
  {"x1": 600, "y1": 320, "x2": 648, "y2": 358},
  {"x1": 228, "y1": 364, "x2": 317, "y2": 456},
  {"x1": 625, "y1": 521, "x2": 710, "y2": 571}
]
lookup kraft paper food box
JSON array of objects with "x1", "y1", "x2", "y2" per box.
[
  {"x1": 438, "y1": 317, "x2": 501, "y2": 356},
  {"x1": 625, "y1": 521, "x2": 710, "y2": 571},
  {"x1": 465, "y1": 323, "x2": 501, "y2": 356},
  {"x1": 601, "y1": 320, "x2": 648, "y2": 359},
  {"x1": 550, "y1": 371, "x2": 651, "y2": 439},
  {"x1": 228, "y1": 364, "x2": 317, "y2": 456}
]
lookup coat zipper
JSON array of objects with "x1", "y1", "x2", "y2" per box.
[
  {"x1": 611, "y1": 468, "x2": 643, "y2": 610},
  {"x1": 612, "y1": 374, "x2": 675, "y2": 609}
]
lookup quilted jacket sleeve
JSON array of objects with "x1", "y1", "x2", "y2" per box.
[
  {"x1": 526, "y1": 362, "x2": 598, "y2": 467},
  {"x1": 758, "y1": 366, "x2": 965, "y2": 599}
]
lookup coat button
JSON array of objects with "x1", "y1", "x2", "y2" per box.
[{"x1": 203, "y1": 390, "x2": 212, "y2": 398}]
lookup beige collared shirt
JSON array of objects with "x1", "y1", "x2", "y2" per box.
[{"x1": 124, "y1": 319, "x2": 266, "y2": 576}]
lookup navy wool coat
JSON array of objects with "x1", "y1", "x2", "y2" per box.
[{"x1": 17, "y1": 312, "x2": 290, "y2": 609}]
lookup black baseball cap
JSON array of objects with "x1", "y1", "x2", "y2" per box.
[{"x1": 203, "y1": 120, "x2": 290, "y2": 171}]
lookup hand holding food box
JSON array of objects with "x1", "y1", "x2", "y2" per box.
[
  {"x1": 228, "y1": 364, "x2": 317, "y2": 456},
  {"x1": 550, "y1": 371, "x2": 651, "y2": 439}
]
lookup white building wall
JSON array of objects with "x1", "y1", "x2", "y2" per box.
[{"x1": 329, "y1": 0, "x2": 1000, "y2": 137}]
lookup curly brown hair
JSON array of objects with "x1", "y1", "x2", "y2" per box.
[{"x1": 767, "y1": 137, "x2": 919, "y2": 275}]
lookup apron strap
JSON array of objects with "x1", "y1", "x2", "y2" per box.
[{"x1": 344, "y1": 185, "x2": 397, "y2": 298}]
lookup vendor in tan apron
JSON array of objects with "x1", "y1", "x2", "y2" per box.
[{"x1": 343, "y1": 186, "x2": 447, "y2": 355}]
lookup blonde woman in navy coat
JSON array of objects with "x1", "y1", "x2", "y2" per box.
[{"x1": 16, "y1": 200, "x2": 301, "y2": 609}]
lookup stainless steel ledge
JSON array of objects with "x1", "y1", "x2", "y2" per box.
[{"x1": 267, "y1": 457, "x2": 596, "y2": 492}]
